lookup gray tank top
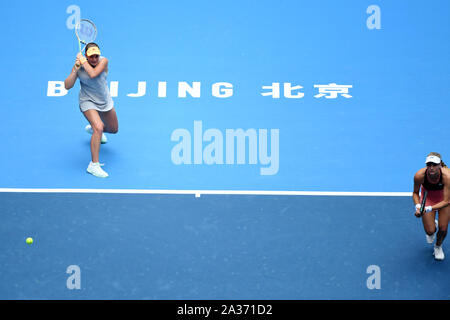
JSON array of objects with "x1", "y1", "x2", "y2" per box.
[{"x1": 77, "y1": 57, "x2": 113, "y2": 112}]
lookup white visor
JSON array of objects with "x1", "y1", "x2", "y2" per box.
[{"x1": 425, "y1": 155, "x2": 441, "y2": 164}]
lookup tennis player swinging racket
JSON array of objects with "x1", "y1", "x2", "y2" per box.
[{"x1": 64, "y1": 19, "x2": 119, "y2": 178}]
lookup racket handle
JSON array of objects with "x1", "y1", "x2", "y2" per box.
[{"x1": 419, "y1": 190, "x2": 428, "y2": 216}]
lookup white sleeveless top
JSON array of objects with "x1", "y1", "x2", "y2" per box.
[{"x1": 77, "y1": 56, "x2": 113, "y2": 112}]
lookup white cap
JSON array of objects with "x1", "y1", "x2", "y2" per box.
[{"x1": 425, "y1": 155, "x2": 441, "y2": 164}]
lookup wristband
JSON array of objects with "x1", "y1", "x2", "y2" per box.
[
  {"x1": 415, "y1": 204, "x2": 421, "y2": 210},
  {"x1": 425, "y1": 206, "x2": 433, "y2": 213}
]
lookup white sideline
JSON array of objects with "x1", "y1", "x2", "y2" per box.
[{"x1": 0, "y1": 188, "x2": 412, "y2": 197}]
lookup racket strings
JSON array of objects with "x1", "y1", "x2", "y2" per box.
[{"x1": 75, "y1": 20, "x2": 97, "y2": 44}]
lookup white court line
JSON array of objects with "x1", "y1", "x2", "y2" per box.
[{"x1": 0, "y1": 188, "x2": 412, "y2": 196}]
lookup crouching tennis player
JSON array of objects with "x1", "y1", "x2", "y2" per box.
[
  {"x1": 413, "y1": 152, "x2": 450, "y2": 260},
  {"x1": 64, "y1": 43, "x2": 118, "y2": 178}
]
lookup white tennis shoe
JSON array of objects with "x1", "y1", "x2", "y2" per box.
[
  {"x1": 426, "y1": 220, "x2": 439, "y2": 244},
  {"x1": 433, "y1": 245, "x2": 445, "y2": 261},
  {"x1": 85, "y1": 124, "x2": 107, "y2": 144},
  {"x1": 87, "y1": 161, "x2": 108, "y2": 178}
]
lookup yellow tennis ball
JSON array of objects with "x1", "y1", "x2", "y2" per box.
[{"x1": 26, "y1": 237, "x2": 33, "y2": 245}]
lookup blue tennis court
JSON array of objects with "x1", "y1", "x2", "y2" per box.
[{"x1": 0, "y1": 0, "x2": 449, "y2": 299}]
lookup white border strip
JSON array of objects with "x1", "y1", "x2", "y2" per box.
[{"x1": 0, "y1": 188, "x2": 412, "y2": 196}]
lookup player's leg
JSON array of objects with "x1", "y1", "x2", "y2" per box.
[
  {"x1": 422, "y1": 208, "x2": 437, "y2": 237},
  {"x1": 99, "y1": 107, "x2": 118, "y2": 134},
  {"x1": 83, "y1": 109, "x2": 104, "y2": 163},
  {"x1": 436, "y1": 205, "x2": 449, "y2": 247},
  {"x1": 432, "y1": 206, "x2": 448, "y2": 260},
  {"x1": 421, "y1": 190, "x2": 440, "y2": 244}
]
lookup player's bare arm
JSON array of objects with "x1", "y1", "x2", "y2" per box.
[
  {"x1": 441, "y1": 170, "x2": 450, "y2": 207},
  {"x1": 79, "y1": 53, "x2": 108, "y2": 79},
  {"x1": 64, "y1": 57, "x2": 81, "y2": 90},
  {"x1": 413, "y1": 169, "x2": 425, "y2": 214}
]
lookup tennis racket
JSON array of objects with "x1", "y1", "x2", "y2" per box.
[
  {"x1": 419, "y1": 189, "x2": 428, "y2": 217},
  {"x1": 74, "y1": 19, "x2": 97, "y2": 65}
]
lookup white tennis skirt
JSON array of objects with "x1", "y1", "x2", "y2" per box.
[{"x1": 79, "y1": 99, "x2": 114, "y2": 113}]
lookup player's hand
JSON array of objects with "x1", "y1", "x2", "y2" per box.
[
  {"x1": 76, "y1": 53, "x2": 87, "y2": 65},
  {"x1": 414, "y1": 205, "x2": 432, "y2": 217},
  {"x1": 414, "y1": 204, "x2": 421, "y2": 217},
  {"x1": 74, "y1": 58, "x2": 81, "y2": 69}
]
